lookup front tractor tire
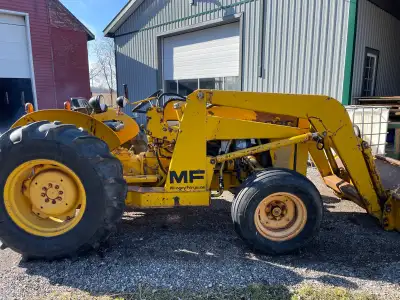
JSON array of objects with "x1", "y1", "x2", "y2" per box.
[
  {"x1": 0, "y1": 121, "x2": 127, "y2": 260},
  {"x1": 232, "y1": 169, "x2": 323, "y2": 254}
]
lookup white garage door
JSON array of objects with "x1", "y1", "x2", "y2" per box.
[
  {"x1": 0, "y1": 13, "x2": 31, "y2": 79},
  {"x1": 163, "y1": 22, "x2": 241, "y2": 95}
]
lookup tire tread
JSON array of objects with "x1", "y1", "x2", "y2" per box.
[{"x1": 0, "y1": 121, "x2": 127, "y2": 260}]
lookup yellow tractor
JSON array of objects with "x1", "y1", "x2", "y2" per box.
[{"x1": 0, "y1": 89, "x2": 399, "y2": 259}]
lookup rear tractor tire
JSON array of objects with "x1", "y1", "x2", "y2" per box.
[
  {"x1": 232, "y1": 168, "x2": 323, "y2": 254},
  {"x1": 0, "y1": 121, "x2": 127, "y2": 260}
]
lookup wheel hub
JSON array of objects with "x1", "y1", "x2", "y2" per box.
[
  {"x1": 269, "y1": 202, "x2": 286, "y2": 219},
  {"x1": 30, "y1": 170, "x2": 78, "y2": 216},
  {"x1": 271, "y1": 207, "x2": 282, "y2": 216},
  {"x1": 4, "y1": 159, "x2": 86, "y2": 237},
  {"x1": 254, "y1": 192, "x2": 307, "y2": 241}
]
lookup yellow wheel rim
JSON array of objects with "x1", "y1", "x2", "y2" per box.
[
  {"x1": 254, "y1": 192, "x2": 307, "y2": 241},
  {"x1": 4, "y1": 159, "x2": 86, "y2": 237}
]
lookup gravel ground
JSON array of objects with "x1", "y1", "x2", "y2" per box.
[{"x1": 0, "y1": 168, "x2": 399, "y2": 299}]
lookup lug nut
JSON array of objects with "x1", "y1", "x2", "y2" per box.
[
  {"x1": 48, "y1": 183, "x2": 53, "y2": 188},
  {"x1": 41, "y1": 193, "x2": 46, "y2": 197},
  {"x1": 45, "y1": 198, "x2": 50, "y2": 203},
  {"x1": 55, "y1": 185, "x2": 59, "y2": 189},
  {"x1": 59, "y1": 191, "x2": 63, "y2": 195},
  {"x1": 42, "y1": 187, "x2": 47, "y2": 191},
  {"x1": 52, "y1": 200, "x2": 56, "y2": 204},
  {"x1": 57, "y1": 197, "x2": 62, "y2": 201}
]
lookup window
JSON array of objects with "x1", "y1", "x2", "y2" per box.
[
  {"x1": 224, "y1": 76, "x2": 240, "y2": 91},
  {"x1": 165, "y1": 80, "x2": 178, "y2": 94},
  {"x1": 178, "y1": 79, "x2": 198, "y2": 96},
  {"x1": 165, "y1": 76, "x2": 240, "y2": 96},
  {"x1": 362, "y1": 48, "x2": 379, "y2": 97}
]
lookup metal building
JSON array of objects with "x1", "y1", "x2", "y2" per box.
[{"x1": 104, "y1": 0, "x2": 400, "y2": 123}]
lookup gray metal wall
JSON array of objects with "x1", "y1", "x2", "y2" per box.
[
  {"x1": 352, "y1": 0, "x2": 400, "y2": 99},
  {"x1": 114, "y1": 0, "x2": 350, "y2": 121}
]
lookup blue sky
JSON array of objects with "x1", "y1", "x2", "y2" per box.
[{"x1": 60, "y1": 0, "x2": 128, "y2": 38}]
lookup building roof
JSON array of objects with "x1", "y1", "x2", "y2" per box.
[
  {"x1": 369, "y1": 0, "x2": 400, "y2": 19},
  {"x1": 53, "y1": 0, "x2": 95, "y2": 41},
  {"x1": 103, "y1": 0, "x2": 400, "y2": 38},
  {"x1": 103, "y1": 0, "x2": 144, "y2": 37}
]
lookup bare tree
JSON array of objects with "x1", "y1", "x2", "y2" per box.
[
  {"x1": 93, "y1": 38, "x2": 116, "y2": 103},
  {"x1": 89, "y1": 63, "x2": 101, "y2": 87}
]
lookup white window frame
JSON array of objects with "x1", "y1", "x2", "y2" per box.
[
  {"x1": 366, "y1": 52, "x2": 378, "y2": 95},
  {"x1": 164, "y1": 76, "x2": 239, "y2": 96},
  {"x1": 362, "y1": 48, "x2": 379, "y2": 97},
  {"x1": 157, "y1": 13, "x2": 244, "y2": 92},
  {"x1": 0, "y1": 9, "x2": 37, "y2": 109}
]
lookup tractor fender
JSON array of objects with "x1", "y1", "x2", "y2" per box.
[
  {"x1": 90, "y1": 108, "x2": 140, "y2": 146},
  {"x1": 12, "y1": 110, "x2": 122, "y2": 150}
]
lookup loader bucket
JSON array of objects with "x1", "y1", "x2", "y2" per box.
[
  {"x1": 375, "y1": 155, "x2": 400, "y2": 231},
  {"x1": 375, "y1": 155, "x2": 400, "y2": 192}
]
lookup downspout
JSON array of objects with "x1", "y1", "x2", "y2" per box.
[
  {"x1": 113, "y1": 36, "x2": 119, "y2": 97},
  {"x1": 257, "y1": 0, "x2": 266, "y2": 78},
  {"x1": 342, "y1": 0, "x2": 358, "y2": 105}
]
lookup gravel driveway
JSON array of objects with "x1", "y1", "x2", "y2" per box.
[{"x1": 0, "y1": 168, "x2": 399, "y2": 299}]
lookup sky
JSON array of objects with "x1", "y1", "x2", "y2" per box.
[
  {"x1": 60, "y1": 0, "x2": 128, "y2": 86},
  {"x1": 60, "y1": 0, "x2": 128, "y2": 40}
]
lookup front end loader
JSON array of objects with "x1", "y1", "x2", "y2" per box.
[{"x1": 0, "y1": 89, "x2": 399, "y2": 259}]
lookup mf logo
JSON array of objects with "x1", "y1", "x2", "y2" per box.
[{"x1": 169, "y1": 170, "x2": 205, "y2": 184}]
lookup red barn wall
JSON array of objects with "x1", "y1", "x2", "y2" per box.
[
  {"x1": 48, "y1": 0, "x2": 91, "y2": 104},
  {"x1": 50, "y1": 27, "x2": 91, "y2": 104},
  {"x1": 0, "y1": 0, "x2": 91, "y2": 109},
  {"x1": 0, "y1": 0, "x2": 56, "y2": 109}
]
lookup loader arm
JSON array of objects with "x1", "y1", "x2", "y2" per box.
[
  {"x1": 121, "y1": 89, "x2": 395, "y2": 231},
  {"x1": 201, "y1": 90, "x2": 387, "y2": 220}
]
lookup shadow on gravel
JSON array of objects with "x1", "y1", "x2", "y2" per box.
[{"x1": 19, "y1": 196, "x2": 400, "y2": 296}]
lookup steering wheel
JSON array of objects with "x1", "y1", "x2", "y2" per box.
[
  {"x1": 158, "y1": 93, "x2": 186, "y2": 109},
  {"x1": 132, "y1": 90, "x2": 186, "y2": 113},
  {"x1": 131, "y1": 90, "x2": 160, "y2": 113}
]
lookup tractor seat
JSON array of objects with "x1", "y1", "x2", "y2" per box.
[{"x1": 103, "y1": 120, "x2": 125, "y2": 132}]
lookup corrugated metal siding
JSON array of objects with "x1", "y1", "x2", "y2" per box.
[
  {"x1": 352, "y1": 0, "x2": 400, "y2": 99},
  {"x1": 114, "y1": 0, "x2": 350, "y2": 121},
  {"x1": 255, "y1": 0, "x2": 349, "y2": 97}
]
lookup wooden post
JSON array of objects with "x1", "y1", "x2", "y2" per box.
[{"x1": 395, "y1": 128, "x2": 400, "y2": 158}]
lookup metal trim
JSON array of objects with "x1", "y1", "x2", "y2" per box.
[
  {"x1": 103, "y1": 0, "x2": 145, "y2": 37},
  {"x1": 342, "y1": 0, "x2": 358, "y2": 105},
  {"x1": 239, "y1": 12, "x2": 244, "y2": 91},
  {"x1": 156, "y1": 13, "x2": 242, "y2": 38},
  {"x1": 157, "y1": 37, "x2": 163, "y2": 90},
  {"x1": 114, "y1": 41, "x2": 120, "y2": 98},
  {"x1": 257, "y1": 0, "x2": 266, "y2": 78},
  {"x1": 113, "y1": 0, "x2": 254, "y2": 38}
]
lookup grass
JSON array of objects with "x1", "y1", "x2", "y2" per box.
[
  {"x1": 293, "y1": 285, "x2": 377, "y2": 300},
  {"x1": 44, "y1": 284, "x2": 378, "y2": 300}
]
